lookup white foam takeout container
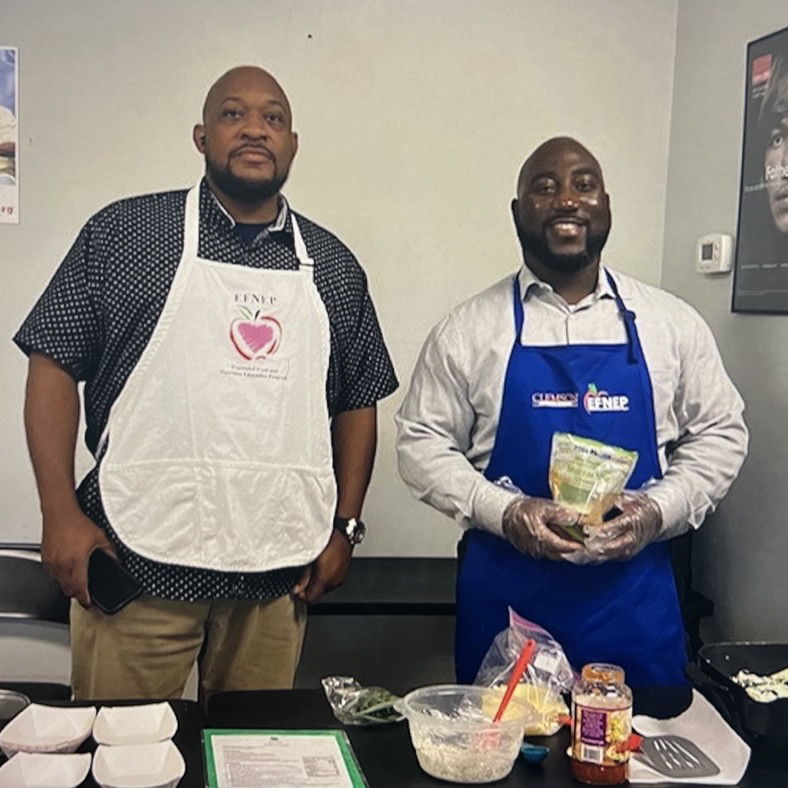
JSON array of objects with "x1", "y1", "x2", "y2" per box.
[
  {"x1": 92, "y1": 741, "x2": 185, "y2": 788},
  {"x1": 93, "y1": 703, "x2": 178, "y2": 746},
  {"x1": 0, "y1": 752, "x2": 92, "y2": 788},
  {"x1": 0, "y1": 705, "x2": 96, "y2": 758}
]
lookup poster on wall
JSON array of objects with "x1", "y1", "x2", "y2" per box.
[
  {"x1": 0, "y1": 46, "x2": 18, "y2": 224},
  {"x1": 733, "y1": 27, "x2": 788, "y2": 312}
]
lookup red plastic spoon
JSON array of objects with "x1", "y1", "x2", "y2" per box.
[{"x1": 493, "y1": 638, "x2": 536, "y2": 723}]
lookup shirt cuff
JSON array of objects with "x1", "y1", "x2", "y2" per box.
[
  {"x1": 471, "y1": 482, "x2": 521, "y2": 537},
  {"x1": 643, "y1": 485, "x2": 692, "y2": 540}
]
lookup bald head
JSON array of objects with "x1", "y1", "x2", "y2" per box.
[
  {"x1": 202, "y1": 66, "x2": 292, "y2": 124},
  {"x1": 516, "y1": 137, "x2": 604, "y2": 197}
]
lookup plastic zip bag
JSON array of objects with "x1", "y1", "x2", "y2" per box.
[
  {"x1": 548, "y1": 433, "x2": 638, "y2": 538},
  {"x1": 474, "y1": 608, "x2": 574, "y2": 736},
  {"x1": 321, "y1": 676, "x2": 404, "y2": 725}
]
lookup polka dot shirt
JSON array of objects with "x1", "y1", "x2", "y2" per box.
[{"x1": 14, "y1": 179, "x2": 398, "y2": 601}]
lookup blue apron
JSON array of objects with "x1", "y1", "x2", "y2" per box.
[{"x1": 455, "y1": 272, "x2": 688, "y2": 688}]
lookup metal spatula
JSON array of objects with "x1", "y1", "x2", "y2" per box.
[{"x1": 636, "y1": 734, "x2": 720, "y2": 779}]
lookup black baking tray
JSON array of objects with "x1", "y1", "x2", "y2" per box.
[{"x1": 692, "y1": 641, "x2": 788, "y2": 747}]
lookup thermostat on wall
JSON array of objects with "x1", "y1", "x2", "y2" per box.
[{"x1": 695, "y1": 233, "x2": 733, "y2": 274}]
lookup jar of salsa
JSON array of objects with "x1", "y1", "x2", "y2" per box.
[{"x1": 570, "y1": 663, "x2": 632, "y2": 785}]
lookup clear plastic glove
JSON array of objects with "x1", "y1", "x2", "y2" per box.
[
  {"x1": 502, "y1": 496, "x2": 585, "y2": 560},
  {"x1": 583, "y1": 492, "x2": 663, "y2": 561}
]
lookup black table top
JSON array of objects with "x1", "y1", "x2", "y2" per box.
[
  {"x1": 3, "y1": 684, "x2": 787, "y2": 786},
  {"x1": 206, "y1": 686, "x2": 788, "y2": 787}
]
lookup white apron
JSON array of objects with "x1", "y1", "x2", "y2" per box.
[{"x1": 97, "y1": 186, "x2": 336, "y2": 572}]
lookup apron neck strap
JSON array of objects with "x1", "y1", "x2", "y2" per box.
[
  {"x1": 513, "y1": 269, "x2": 640, "y2": 365},
  {"x1": 604, "y1": 270, "x2": 639, "y2": 365},
  {"x1": 513, "y1": 275, "x2": 525, "y2": 336},
  {"x1": 183, "y1": 187, "x2": 315, "y2": 272},
  {"x1": 290, "y1": 214, "x2": 315, "y2": 270},
  {"x1": 183, "y1": 186, "x2": 200, "y2": 260}
]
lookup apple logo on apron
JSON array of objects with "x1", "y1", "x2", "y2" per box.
[{"x1": 230, "y1": 309, "x2": 282, "y2": 360}]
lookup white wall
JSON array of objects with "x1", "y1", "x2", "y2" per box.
[
  {"x1": 1, "y1": 0, "x2": 678, "y2": 556},
  {"x1": 662, "y1": 0, "x2": 788, "y2": 642}
]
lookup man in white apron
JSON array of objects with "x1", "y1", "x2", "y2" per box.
[
  {"x1": 396, "y1": 137, "x2": 748, "y2": 687},
  {"x1": 15, "y1": 66, "x2": 397, "y2": 700}
]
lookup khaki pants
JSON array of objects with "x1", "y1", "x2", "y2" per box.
[{"x1": 70, "y1": 594, "x2": 306, "y2": 702}]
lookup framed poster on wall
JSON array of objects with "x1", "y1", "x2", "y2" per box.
[
  {"x1": 0, "y1": 46, "x2": 18, "y2": 224},
  {"x1": 732, "y1": 26, "x2": 788, "y2": 313}
]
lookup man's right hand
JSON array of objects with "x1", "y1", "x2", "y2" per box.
[
  {"x1": 41, "y1": 508, "x2": 115, "y2": 608},
  {"x1": 502, "y1": 496, "x2": 584, "y2": 560}
]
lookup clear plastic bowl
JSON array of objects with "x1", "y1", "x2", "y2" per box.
[{"x1": 396, "y1": 684, "x2": 531, "y2": 784}]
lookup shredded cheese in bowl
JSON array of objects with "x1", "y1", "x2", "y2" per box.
[
  {"x1": 410, "y1": 727, "x2": 519, "y2": 784},
  {"x1": 398, "y1": 685, "x2": 531, "y2": 783}
]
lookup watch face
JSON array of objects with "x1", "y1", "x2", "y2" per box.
[
  {"x1": 349, "y1": 518, "x2": 366, "y2": 545},
  {"x1": 336, "y1": 517, "x2": 366, "y2": 546}
]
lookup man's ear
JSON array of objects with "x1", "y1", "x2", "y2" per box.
[
  {"x1": 193, "y1": 124, "x2": 206, "y2": 153},
  {"x1": 510, "y1": 198, "x2": 519, "y2": 227},
  {"x1": 291, "y1": 131, "x2": 299, "y2": 158}
]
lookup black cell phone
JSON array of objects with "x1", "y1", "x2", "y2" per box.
[{"x1": 87, "y1": 548, "x2": 142, "y2": 614}]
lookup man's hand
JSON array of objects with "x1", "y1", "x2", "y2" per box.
[
  {"x1": 41, "y1": 508, "x2": 115, "y2": 608},
  {"x1": 293, "y1": 530, "x2": 353, "y2": 605},
  {"x1": 584, "y1": 492, "x2": 663, "y2": 561},
  {"x1": 502, "y1": 496, "x2": 585, "y2": 560}
]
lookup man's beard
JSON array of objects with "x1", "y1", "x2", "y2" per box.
[
  {"x1": 517, "y1": 224, "x2": 610, "y2": 273},
  {"x1": 206, "y1": 158, "x2": 289, "y2": 203}
]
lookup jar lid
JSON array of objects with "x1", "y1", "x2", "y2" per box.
[{"x1": 580, "y1": 663, "x2": 626, "y2": 684}]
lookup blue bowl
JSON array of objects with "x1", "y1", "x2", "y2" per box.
[{"x1": 520, "y1": 742, "x2": 549, "y2": 764}]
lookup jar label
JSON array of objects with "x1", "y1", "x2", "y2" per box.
[{"x1": 572, "y1": 705, "x2": 631, "y2": 766}]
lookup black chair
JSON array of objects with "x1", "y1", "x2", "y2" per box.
[{"x1": 0, "y1": 543, "x2": 71, "y2": 700}]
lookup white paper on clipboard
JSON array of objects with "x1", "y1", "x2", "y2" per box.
[{"x1": 203, "y1": 728, "x2": 369, "y2": 788}]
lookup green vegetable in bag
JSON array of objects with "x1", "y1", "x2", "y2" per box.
[{"x1": 321, "y1": 676, "x2": 404, "y2": 725}]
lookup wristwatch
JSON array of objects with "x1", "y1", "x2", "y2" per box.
[{"x1": 333, "y1": 516, "x2": 366, "y2": 547}]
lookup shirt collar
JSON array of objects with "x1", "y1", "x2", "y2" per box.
[
  {"x1": 199, "y1": 178, "x2": 292, "y2": 236},
  {"x1": 517, "y1": 263, "x2": 616, "y2": 307}
]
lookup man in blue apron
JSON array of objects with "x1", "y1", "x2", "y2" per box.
[
  {"x1": 396, "y1": 137, "x2": 747, "y2": 687},
  {"x1": 16, "y1": 67, "x2": 398, "y2": 700}
]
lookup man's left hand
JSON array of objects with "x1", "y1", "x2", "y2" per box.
[
  {"x1": 293, "y1": 529, "x2": 353, "y2": 604},
  {"x1": 583, "y1": 492, "x2": 663, "y2": 561}
]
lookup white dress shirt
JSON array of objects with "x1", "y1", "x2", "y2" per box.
[{"x1": 395, "y1": 265, "x2": 748, "y2": 538}]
